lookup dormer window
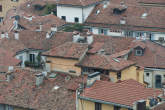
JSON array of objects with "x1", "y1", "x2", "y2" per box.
[{"x1": 135, "y1": 49, "x2": 143, "y2": 56}]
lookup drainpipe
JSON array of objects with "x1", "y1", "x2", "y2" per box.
[
  {"x1": 76, "y1": 89, "x2": 79, "y2": 110},
  {"x1": 82, "y1": 7, "x2": 84, "y2": 23}
]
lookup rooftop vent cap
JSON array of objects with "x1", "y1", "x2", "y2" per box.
[
  {"x1": 113, "y1": 58, "x2": 120, "y2": 63},
  {"x1": 96, "y1": 10, "x2": 100, "y2": 15},
  {"x1": 52, "y1": 85, "x2": 60, "y2": 91},
  {"x1": 141, "y1": 13, "x2": 148, "y2": 19}
]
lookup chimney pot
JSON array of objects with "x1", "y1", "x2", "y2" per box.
[
  {"x1": 14, "y1": 31, "x2": 19, "y2": 40},
  {"x1": 1, "y1": 32, "x2": 5, "y2": 38},
  {"x1": 51, "y1": 24, "x2": 57, "y2": 32}
]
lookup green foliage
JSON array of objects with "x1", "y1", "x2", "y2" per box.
[
  {"x1": 33, "y1": 4, "x2": 45, "y2": 11},
  {"x1": 63, "y1": 24, "x2": 84, "y2": 32},
  {"x1": 43, "y1": 4, "x2": 57, "y2": 15},
  {"x1": 33, "y1": 3, "x2": 57, "y2": 16}
]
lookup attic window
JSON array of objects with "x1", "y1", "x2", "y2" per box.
[
  {"x1": 141, "y1": 13, "x2": 148, "y2": 19},
  {"x1": 135, "y1": 49, "x2": 143, "y2": 56}
]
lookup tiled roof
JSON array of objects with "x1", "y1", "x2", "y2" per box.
[
  {"x1": 0, "y1": 31, "x2": 73, "y2": 53},
  {"x1": 128, "y1": 40, "x2": 165, "y2": 69},
  {"x1": 110, "y1": 49, "x2": 130, "y2": 58},
  {"x1": 85, "y1": 1, "x2": 165, "y2": 32},
  {"x1": 56, "y1": 0, "x2": 104, "y2": 6},
  {"x1": 0, "y1": 68, "x2": 76, "y2": 110},
  {"x1": 151, "y1": 102, "x2": 165, "y2": 110},
  {"x1": 91, "y1": 35, "x2": 134, "y2": 55},
  {"x1": 43, "y1": 42, "x2": 88, "y2": 59},
  {"x1": 19, "y1": 14, "x2": 66, "y2": 32},
  {"x1": 0, "y1": 48, "x2": 20, "y2": 72},
  {"x1": 77, "y1": 54, "x2": 135, "y2": 71},
  {"x1": 81, "y1": 79, "x2": 162, "y2": 107},
  {"x1": 139, "y1": 0, "x2": 165, "y2": 4}
]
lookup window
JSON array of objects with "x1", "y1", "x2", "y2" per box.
[
  {"x1": 135, "y1": 49, "x2": 143, "y2": 56},
  {"x1": 117, "y1": 72, "x2": 121, "y2": 79},
  {"x1": 155, "y1": 75, "x2": 162, "y2": 88},
  {"x1": 29, "y1": 54, "x2": 35, "y2": 63},
  {"x1": 99, "y1": 29, "x2": 108, "y2": 35},
  {"x1": 61, "y1": 16, "x2": 66, "y2": 21},
  {"x1": 74, "y1": 17, "x2": 79, "y2": 23},
  {"x1": 0, "y1": 17, "x2": 3, "y2": 22},
  {"x1": 114, "y1": 106, "x2": 121, "y2": 110},
  {"x1": 0, "y1": 5, "x2": 2, "y2": 12},
  {"x1": 146, "y1": 73, "x2": 150, "y2": 77},
  {"x1": 95, "y1": 102, "x2": 101, "y2": 110}
]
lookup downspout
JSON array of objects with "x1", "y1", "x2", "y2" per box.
[
  {"x1": 82, "y1": 6, "x2": 84, "y2": 23},
  {"x1": 76, "y1": 89, "x2": 79, "y2": 110}
]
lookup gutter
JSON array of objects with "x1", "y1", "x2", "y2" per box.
[{"x1": 79, "y1": 96, "x2": 132, "y2": 109}]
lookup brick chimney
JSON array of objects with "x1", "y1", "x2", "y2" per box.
[
  {"x1": 35, "y1": 73, "x2": 44, "y2": 86},
  {"x1": 14, "y1": 31, "x2": 19, "y2": 40}
]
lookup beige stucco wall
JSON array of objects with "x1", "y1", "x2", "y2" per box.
[
  {"x1": 79, "y1": 99, "x2": 129, "y2": 110},
  {"x1": 0, "y1": 0, "x2": 27, "y2": 17},
  {"x1": 47, "y1": 57, "x2": 81, "y2": 76}
]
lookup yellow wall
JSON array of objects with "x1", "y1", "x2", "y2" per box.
[
  {"x1": 109, "y1": 66, "x2": 144, "y2": 84},
  {"x1": 0, "y1": 0, "x2": 27, "y2": 17},
  {"x1": 47, "y1": 57, "x2": 81, "y2": 76},
  {"x1": 79, "y1": 99, "x2": 129, "y2": 110},
  {"x1": 137, "y1": 69, "x2": 144, "y2": 84},
  {"x1": 121, "y1": 66, "x2": 137, "y2": 81}
]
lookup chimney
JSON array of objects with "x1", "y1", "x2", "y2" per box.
[
  {"x1": 13, "y1": 20, "x2": 18, "y2": 30},
  {"x1": 87, "y1": 72, "x2": 101, "y2": 87},
  {"x1": 1, "y1": 32, "x2": 5, "y2": 38},
  {"x1": 39, "y1": 23, "x2": 42, "y2": 31},
  {"x1": 120, "y1": 17, "x2": 126, "y2": 24},
  {"x1": 73, "y1": 31, "x2": 80, "y2": 43},
  {"x1": 46, "y1": 32, "x2": 50, "y2": 39},
  {"x1": 51, "y1": 24, "x2": 57, "y2": 32},
  {"x1": 86, "y1": 32, "x2": 93, "y2": 45},
  {"x1": 5, "y1": 32, "x2": 9, "y2": 38},
  {"x1": 35, "y1": 73, "x2": 44, "y2": 86},
  {"x1": 133, "y1": 100, "x2": 146, "y2": 110},
  {"x1": 14, "y1": 31, "x2": 19, "y2": 40},
  {"x1": 8, "y1": 66, "x2": 14, "y2": 72},
  {"x1": 6, "y1": 72, "x2": 14, "y2": 82}
]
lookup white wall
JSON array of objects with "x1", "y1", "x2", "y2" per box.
[
  {"x1": 151, "y1": 33, "x2": 165, "y2": 40},
  {"x1": 57, "y1": 5, "x2": 95, "y2": 23},
  {"x1": 15, "y1": 50, "x2": 40, "y2": 67},
  {"x1": 144, "y1": 68, "x2": 165, "y2": 88},
  {"x1": 91, "y1": 27, "x2": 125, "y2": 36}
]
